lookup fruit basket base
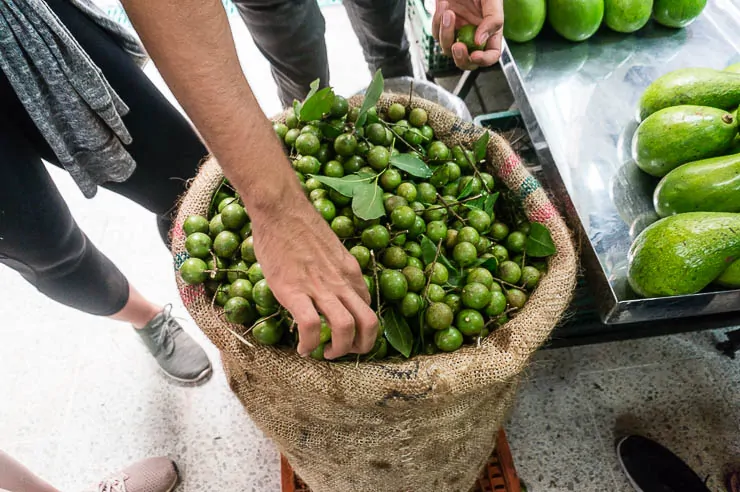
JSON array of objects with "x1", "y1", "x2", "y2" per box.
[{"x1": 280, "y1": 429, "x2": 521, "y2": 492}]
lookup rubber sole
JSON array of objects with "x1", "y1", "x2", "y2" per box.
[
  {"x1": 160, "y1": 365, "x2": 213, "y2": 387},
  {"x1": 617, "y1": 436, "x2": 645, "y2": 492}
]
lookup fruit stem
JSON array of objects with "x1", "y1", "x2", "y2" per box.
[
  {"x1": 377, "y1": 119, "x2": 427, "y2": 156},
  {"x1": 492, "y1": 277, "x2": 520, "y2": 290},
  {"x1": 463, "y1": 146, "x2": 492, "y2": 194},
  {"x1": 422, "y1": 239, "x2": 444, "y2": 302},
  {"x1": 723, "y1": 114, "x2": 734, "y2": 124},
  {"x1": 424, "y1": 193, "x2": 484, "y2": 212},
  {"x1": 370, "y1": 250, "x2": 383, "y2": 316},
  {"x1": 436, "y1": 193, "x2": 466, "y2": 223}
]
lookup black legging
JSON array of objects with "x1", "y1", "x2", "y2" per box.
[{"x1": 0, "y1": 0, "x2": 208, "y2": 316}]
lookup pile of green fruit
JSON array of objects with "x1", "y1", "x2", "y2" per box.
[
  {"x1": 501, "y1": 0, "x2": 707, "y2": 44},
  {"x1": 627, "y1": 64, "x2": 740, "y2": 298},
  {"x1": 178, "y1": 72, "x2": 556, "y2": 360}
]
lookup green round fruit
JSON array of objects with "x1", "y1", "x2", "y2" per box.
[
  {"x1": 331, "y1": 216, "x2": 355, "y2": 238},
  {"x1": 485, "y1": 291, "x2": 508, "y2": 317},
  {"x1": 417, "y1": 182, "x2": 437, "y2": 204},
  {"x1": 461, "y1": 282, "x2": 492, "y2": 310},
  {"x1": 420, "y1": 125, "x2": 435, "y2": 142},
  {"x1": 309, "y1": 189, "x2": 329, "y2": 202},
  {"x1": 653, "y1": 0, "x2": 706, "y2": 28},
  {"x1": 185, "y1": 232, "x2": 212, "y2": 259},
  {"x1": 425, "y1": 302, "x2": 454, "y2": 330},
  {"x1": 548, "y1": 0, "x2": 604, "y2": 42},
  {"x1": 316, "y1": 143, "x2": 332, "y2": 164},
  {"x1": 319, "y1": 318, "x2": 332, "y2": 344},
  {"x1": 230, "y1": 279, "x2": 253, "y2": 301},
  {"x1": 408, "y1": 216, "x2": 426, "y2": 239},
  {"x1": 457, "y1": 226, "x2": 480, "y2": 245},
  {"x1": 409, "y1": 108, "x2": 428, "y2": 127},
  {"x1": 456, "y1": 24, "x2": 486, "y2": 51},
  {"x1": 309, "y1": 343, "x2": 325, "y2": 361},
  {"x1": 183, "y1": 215, "x2": 209, "y2": 235},
  {"x1": 480, "y1": 172, "x2": 494, "y2": 191},
  {"x1": 405, "y1": 128, "x2": 423, "y2": 146},
  {"x1": 445, "y1": 229, "x2": 459, "y2": 250},
  {"x1": 446, "y1": 162, "x2": 462, "y2": 182},
  {"x1": 301, "y1": 125, "x2": 321, "y2": 137},
  {"x1": 217, "y1": 196, "x2": 237, "y2": 213},
  {"x1": 347, "y1": 107, "x2": 360, "y2": 123},
  {"x1": 459, "y1": 176, "x2": 482, "y2": 196},
  {"x1": 252, "y1": 278, "x2": 278, "y2": 308},
  {"x1": 503, "y1": 0, "x2": 546, "y2": 42},
  {"x1": 426, "y1": 220, "x2": 448, "y2": 243},
  {"x1": 467, "y1": 209, "x2": 492, "y2": 233},
  {"x1": 206, "y1": 256, "x2": 227, "y2": 281},
  {"x1": 213, "y1": 230, "x2": 240, "y2": 258},
  {"x1": 224, "y1": 296, "x2": 255, "y2": 325},
  {"x1": 507, "y1": 288, "x2": 528, "y2": 309},
  {"x1": 350, "y1": 245, "x2": 371, "y2": 269},
  {"x1": 492, "y1": 244, "x2": 509, "y2": 263},
  {"x1": 387, "y1": 103, "x2": 406, "y2": 122},
  {"x1": 499, "y1": 260, "x2": 522, "y2": 284},
  {"x1": 426, "y1": 283, "x2": 446, "y2": 302},
  {"x1": 491, "y1": 222, "x2": 510, "y2": 241},
  {"x1": 334, "y1": 133, "x2": 358, "y2": 157},
  {"x1": 401, "y1": 292, "x2": 423, "y2": 317},
  {"x1": 253, "y1": 318, "x2": 283, "y2": 345},
  {"x1": 367, "y1": 146, "x2": 390, "y2": 170},
  {"x1": 425, "y1": 262, "x2": 449, "y2": 285},
  {"x1": 380, "y1": 269, "x2": 409, "y2": 300},
  {"x1": 180, "y1": 258, "x2": 208, "y2": 285},
  {"x1": 453, "y1": 241, "x2": 478, "y2": 267},
  {"x1": 521, "y1": 265, "x2": 542, "y2": 288},
  {"x1": 331, "y1": 95, "x2": 349, "y2": 117},
  {"x1": 323, "y1": 160, "x2": 345, "y2": 178},
  {"x1": 239, "y1": 222, "x2": 252, "y2": 240},
  {"x1": 428, "y1": 141, "x2": 450, "y2": 161},
  {"x1": 435, "y1": 327, "x2": 464, "y2": 352},
  {"x1": 382, "y1": 246, "x2": 408, "y2": 269},
  {"x1": 343, "y1": 156, "x2": 366, "y2": 174},
  {"x1": 329, "y1": 189, "x2": 352, "y2": 207},
  {"x1": 467, "y1": 267, "x2": 494, "y2": 288},
  {"x1": 214, "y1": 285, "x2": 230, "y2": 306},
  {"x1": 407, "y1": 256, "x2": 424, "y2": 270},
  {"x1": 402, "y1": 266, "x2": 426, "y2": 292},
  {"x1": 284, "y1": 128, "x2": 300, "y2": 146},
  {"x1": 366, "y1": 123, "x2": 387, "y2": 145},
  {"x1": 391, "y1": 206, "x2": 417, "y2": 230},
  {"x1": 247, "y1": 262, "x2": 264, "y2": 284},
  {"x1": 457, "y1": 309, "x2": 484, "y2": 336},
  {"x1": 506, "y1": 231, "x2": 527, "y2": 254},
  {"x1": 295, "y1": 133, "x2": 321, "y2": 156},
  {"x1": 476, "y1": 237, "x2": 492, "y2": 255},
  {"x1": 396, "y1": 182, "x2": 418, "y2": 202},
  {"x1": 221, "y1": 203, "x2": 248, "y2": 230},
  {"x1": 285, "y1": 113, "x2": 298, "y2": 129},
  {"x1": 362, "y1": 224, "x2": 391, "y2": 249},
  {"x1": 313, "y1": 198, "x2": 337, "y2": 221},
  {"x1": 392, "y1": 119, "x2": 410, "y2": 139},
  {"x1": 227, "y1": 260, "x2": 250, "y2": 283},
  {"x1": 423, "y1": 205, "x2": 447, "y2": 222},
  {"x1": 380, "y1": 168, "x2": 402, "y2": 191},
  {"x1": 444, "y1": 293, "x2": 462, "y2": 314},
  {"x1": 404, "y1": 242, "x2": 422, "y2": 258},
  {"x1": 295, "y1": 156, "x2": 322, "y2": 175},
  {"x1": 256, "y1": 303, "x2": 278, "y2": 317},
  {"x1": 305, "y1": 177, "x2": 324, "y2": 192}
]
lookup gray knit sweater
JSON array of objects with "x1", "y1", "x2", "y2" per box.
[{"x1": 0, "y1": 0, "x2": 148, "y2": 198}]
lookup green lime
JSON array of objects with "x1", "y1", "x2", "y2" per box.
[
  {"x1": 491, "y1": 222, "x2": 509, "y2": 241},
  {"x1": 445, "y1": 229, "x2": 459, "y2": 250},
  {"x1": 480, "y1": 172, "x2": 495, "y2": 191},
  {"x1": 185, "y1": 232, "x2": 212, "y2": 259},
  {"x1": 401, "y1": 292, "x2": 423, "y2": 317},
  {"x1": 426, "y1": 283, "x2": 446, "y2": 302},
  {"x1": 428, "y1": 141, "x2": 450, "y2": 161},
  {"x1": 347, "y1": 106, "x2": 360, "y2": 123},
  {"x1": 383, "y1": 128, "x2": 394, "y2": 147},
  {"x1": 467, "y1": 209, "x2": 492, "y2": 233},
  {"x1": 319, "y1": 317, "x2": 332, "y2": 343},
  {"x1": 334, "y1": 133, "x2": 358, "y2": 156},
  {"x1": 284, "y1": 128, "x2": 300, "y2": 146},
  {"x1": 227, "y1": 260, "x2": 249, "y2": 283},
  {"x1": 214, "y1": 285, "x2": 230, "y2": 306},
  {"x1": 456, "y1": 24, "x2": 486, "y2": 52},
  {"x1": 206, "y1": 256, "x2": 227, "y2": 281},
  {"x1": 506, "y1": 232, "x2": 526, "y2": 254},
  {"x1": 380, "y1": 269, "x2": 408, "y2": 300},
  {"x1": 476, "y1": 237, "x2": 492, "y2": 255},
  {"x1": 408, "y1": 216, "x2": 426, "y2": 239},
  {"x1": 330, "y1": 95, "x2": 349, "y2": 117},
  {"x1": 442, "y1": 181, "x2": 460, "y2": 197},
  {"x1": 323, "y1": 160, "x2": 344, "y2": 178},
  {"x1": 392, "y1": 120, "x2": 410, "y2": 139},
  {"x1": 420, "y1": 125, "x2": 435, "y2": 142},
  {"x1": 453, "y1": 241, "x2": 478, "y2": 267},
  {"x1": 417, "y1": 182, "x2": 437, "y2": 204},
  {"x1": 426, "y1": 221, "x2": 448, "y2": 243},
  {"x1": 492, "y1": 244, "x2": 509, "y2": 263},
  {"x1": 380, "y1": 168, "x2": 402, "y2": 191},
  {"x1": 247, "y1": 262, "x2": 264, "y2": 284},
  {"x1": 402, "y1": 265, "x2": 426, "y2": 292},
  {"x1": 457, "y1": 309, "x2": 484, "y2": 336},
  {"x1": 461, "y1": 282, "x2": 492, "y2": 310},
  {"x1": 405, "y1": 127, "x2": 423, "y2": 146},
  {"x1": 407, "y1": 256, "x2": 424, "y2": 270},
  {"x1": 309, "y1": 343, "x2": 325, "y2": 361},
  {"x1": 457, "y1": 226, "x2": 480, "y2": 245},
  {"x1": 382, "y1": 246, "x2": 408, "y2": 269},
  {"x1": 343, "y1": 155, "x2": 365, "y2": 174},
  {"x1": 452, "y1": 145, "x2": 467, "y2": 167},
  {"x1": 349, "y1": 245, "x2": 371, "y2": 269},
  {"x1": 393, "y1": 233, "x2": 407, "y2": 247},
  {"x1": 295, "y1": 156, "x2": 322, "y2": 175},
  {"x1": 404, "y1": 241, "x2": 422, "y2": 258},
  {"x1": 425, "y1": 262, "x2": 449, "y2": 285},
  {"x1": 384, "y1": 195, "x2": 409, "y2": 213},
  {"x1": 180, "y1": 258, "x2": 208, "y2": 285},
  {"x1": 217, "y1": 196, "x2": 238, "y2": 213},
  {"x1": 396, "y1": 182, "x2": 418, "y2": 202},
  {"x1": 410, "y1": 201, "x2": 425, "y2": 214},
  {"x1": 285, "y1": 113, "x2": 298, "y2": 129},
  {"x1": 338, "y1": 205, "x2": 354, "y2": 219},
  {"x1": 224, "y1": 296, "x2": 255, "y2": 325},
  {"x1": 362, "y1": 224, "x2": 391, "y2": 249},
  {"x1": 363, "y1": 274, "x2": 376, "y2": 299},
  {"x1": 239, "y1": 222, "x2": 252, "y2": 240},
  {"x1": 253, "y1": 318, "x2": 283, "y2": 345},
  {"x1": 354, "y1": 216, "x2": 380, "y2": 230},
  {"x1": 409, "y1": 108, "x2": 428, "y2": 127},
  {"x1": 230, "y1": 279, "x2": 253, "y2": 301},
  {"x1": 366, "y1": 123, "x2": 387, "y2": 145},
  {"x1": 390, "y1": 206, "x2": 416, "y2": 230},
  {"x1": 316, "y1": 142, "x2": 332, "y2": 164},
  {"x1": 310, "y1": 189, "x2": 329, "y2": 202},
  {"x1": 214, "y1": 230, "x2": 240, "y2": 258},
  {"x1": 366, "y1": 146, "x2": 390, "y2": 171},
  {"x1": 331, "y1": 216, "x2": 354, "y2": 238},
  {"x1": 507, "y1": 289, "x2": 528, "y2": 309},
  {"x1": 313, "y1": 198, "x2": 336, "y2": 221},
  {"x1": 183, "y1": 215, "x2": 209, "y2": 236},
  {"x1": 429, "y1": 166, "x2": 449, "y2": 188},
  {"x1": 467, "y1": 267, "x2": 494, "y2": 288},
  {"x1": 329, "y1": 189, "x2": 352, "y2": 207},
  {"x1": 444, "y1": 293, "x2": 462, "y2": 314},
  {"x1": 446, "y1": 163, "x2": 461, "y2": 182},
  {"x1": 387, "y1": 103, "x2": 406, "y2": 122},
  {"x1": 425, "y1": 302, "x2": 454, "y2": 330},
  {"x1": 423, "y1": 205, "x2": 447, "y2": 222},
  {"x1": 459, "y1": 176, "x2": 482, "y2": 196},
  {"x1": 252, "y1": 278, "x2": 278, "y2": 308},
  {"x1": 517, "y1": 222, "x2": 531, "y2": 234},
  {"x1": 221, "y1": 203, "x2": 248, "y2": 230},
  {"x1": 485, "y1": 291, "x2": 507, "y2": 317},
  {"x1": 435, "y1": 327, "x2": 463, "y2": 352},
  {"x1": 490, "y1": 280, "x2": 503, "y2": 293},
  {"x1": 521, "y1": 266, "x2": 541, "y2": 289},
  {"x1": 301, "y1": 125, "x2": 321, "y2": 137},
  {"x1": 295, "y1": 133, "x2": 321, "y2": 156},
  {"x1": 499, "y1": 260, "x2": 522, "y2": 284}
]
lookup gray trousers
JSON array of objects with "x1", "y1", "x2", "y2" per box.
[{"x1": 232, "y1": 0, "x2": 413, "y2": 107}]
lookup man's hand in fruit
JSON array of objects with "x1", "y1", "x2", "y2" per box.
[
  {"x1": 120, "y1": 0, "x2": 378, "y2": 358},
  {"x1": 432, "y1": 0, "x2": 504, "y2": 70}
]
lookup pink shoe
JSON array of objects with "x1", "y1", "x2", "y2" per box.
[{"x1": 86, "y1": 457, "x2": 179, "y2": 492}]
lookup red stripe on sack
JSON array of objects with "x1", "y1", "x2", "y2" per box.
[
  {"x1": 172, "y1": 224, "x2": 186, "y2": 241},
  {"x1": 181, "y1": 284, "x2": 206, "y2": 307},
  {"x1": 500, "y1": 154, "x2": 521, "y2": 179},
  {"x1": 529, "y1": 202, "x2": 558, "y2": 222}
]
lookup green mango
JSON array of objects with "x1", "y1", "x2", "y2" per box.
[
  {"x1": 654, "y1": 153, "x2": 740, "y2": 217},
  {"x1": 604, "y1": 0, "x2": 653, "y2": 33},
  {"x1": 504, "y1": 0, "x2": 547, "y2": 43},
  {"x1": 715, "y1": 259, "x2": 740, "y2": 288},
  {"x1": 628, "y1": 212, "x2": 740, "y2": 297},
  {"x1": 548, "y1": 0, "x2": 605, "y2": 42},
  {"x1": 726, "y1": 63, "x2": 740, "y2": 74},
  {"x1": 638, "y1": 68, "x2": 740, "y2": 121},
  {"x1": 632, "y1": 105, "x2": 738, "y2": 177},
  {"x1": 652, "y1": 0, "x2": 707, "y2": 28}
]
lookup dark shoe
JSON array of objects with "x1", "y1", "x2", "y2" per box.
[
  {"x1": 135, "y1": 305, "x2": 212, "y2": 384},
  {"x1": 617, "y1": 435, "x2": 709, "y2": 492},
  {"x1": 727, "y1": 471, "x2": 740, "y2": 492}
]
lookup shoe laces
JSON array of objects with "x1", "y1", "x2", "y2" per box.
[
  {"x1": 151, "y1": 304, "x2": 182, "y2": 357},
  {"x1": 97, "y1": 474, "x2": 128, "y2": 492}
]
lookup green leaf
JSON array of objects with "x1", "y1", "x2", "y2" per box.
[
  {"x1": 464, "y1": 195, "x2": 486, "y2": 211},
  {"x1": 474, "y1": 131, "x2": 490, "y2": 162},
  {"x1": 352, "y1": 182, "x2": 385, "y2": 220},
  {"x1": 526, "y1": 222, "x2": 557, "y2": 257},
  {"x1": 318, "y1": 121, "x2": 343, "y2": 139},
  {"x1": 420, "y1": 235, "x2": 438, "y2": 266},
  {"x1": 438, "y1": 254, "x2": 456, "y2": 272},
  {"x1": 458, "y1": 178, "x2": 475, "y2": 199},
  {"x1": 484, "y1": 192, "x2": 499, "y2": 217},
  {"x1": 478, "y1": 257, "x2": 499, "y2": 274},
  {"x1": 300, "y1": 87, "x2": 335, "y2": 122},
  {"x1": 294, "y1": 79, "x2": 320, "y2": 119},
  {"x1": 356, "y1": 69, "x2": 384, "y2": 128},
  {"x1": 383, "y1": 309, "x2": 413, "y2": 358},
  {"x1": 389, "y1": 153, "x2": 433, "y2": 178},
  {"x1": 447, "y1": 268, "x2": 465, "y2": 288},
  {"x1": 307, "y1": 174, "x2": 371, "y2": 197},
  {"x1": 292, "y1": 99, "x2": 300, "y2": 120}
]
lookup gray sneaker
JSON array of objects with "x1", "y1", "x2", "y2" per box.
[{"x1": 135, "y1": 305, "x2": 212, "y2": 384}]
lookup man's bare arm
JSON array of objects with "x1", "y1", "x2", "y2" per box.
[{"x1": 120, "y1": 0, "x2": 378, "y2": 358}]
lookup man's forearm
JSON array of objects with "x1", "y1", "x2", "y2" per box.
[{"x1": 120, "y1": 0, "x2": 301, "y2": 216}]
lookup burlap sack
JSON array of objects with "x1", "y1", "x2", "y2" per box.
[{"x1": 172, "y1": 93, "x2": 577, "y2": 492}]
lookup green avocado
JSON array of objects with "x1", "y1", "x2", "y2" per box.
[
  {"x1": 605, "y1": 0, "x2": 653, "y2": 33},
  {"x1": 638, "y1": 68, "x2": 740, "y2": 121},
  {"x1": 654, "y1": 153, "x2": 740, "y2": 217},
  {"x1": 726, "y1": 63, "x2": 740, "y2": 74},
  {"x1": 548, "y1": 0, "x2": 605, "y2": 42},
  {"x1": 628, "y1": 212, "x2": 740, "y2": 297},
  {"x1": 715, "y1": 259, "x2": 740, "y2": 288},
  {"x1": 504, "y1": 0, "x2": 547, "y2": 43},
  {"x1": 632, "y1": 105, "x2": 737, "y2": 177},
  {"x1": 653, "y1": 0, "x2": 707, "y2": 28}
]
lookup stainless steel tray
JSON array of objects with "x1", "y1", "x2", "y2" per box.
[{"x1": 499, "y1": 0, "x2": 740, "y2": 324}]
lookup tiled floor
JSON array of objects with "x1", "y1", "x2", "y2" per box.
[{"x1": 2, "y1": 3, "x2": 740, "y2": 492}]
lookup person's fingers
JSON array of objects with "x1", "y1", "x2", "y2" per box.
[
  {"x1": 476, "y1": 0, "x2": 504, "y2": 46},
  {"x1": 285, "y1": 294, "x2": 322, "y2": 357},
  {"x1": 343, "y1": 255, "x2": 371, "y2": 305},
  {"x1": 470, "y1": 32, "x2": 503, "y2": 66},
  {"x1": 342, "y1": 292, "x2": 379, "y2": 354},
  {"x1": 439, "y1": 8, "x2": 456, "y2": 56},
  {"x1": 452, "y1": 42, "x2": 477, "y2": 71},
  {"x1": 432, "y1": 0, "x2": 446, "y2": 42},
  {"x1": 318, "y1": 296, "x2": 356, "y2": 360}
]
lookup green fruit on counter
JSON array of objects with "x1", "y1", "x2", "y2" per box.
[
  {"x1": 715, "y1": 259, "x2": 740, "y2": 288},
  {"x1": 652, "y1": 0, "x2": 706, "y2": 28},
  {"x1": 726, "y1": 63, "x2": 740, "y2": 74},
  {"x1": 548, "y1": 0, "x2": 604, "y2": 42},
  {"x1": 654, "y1": 153, "x2": 740, "y2": 217},
  {"x1": 638, "y1": 68, "x2": 740, "y2": 121},
  {"x1": 604, "y1": 0, "x2": 653, "y2": 33},
  {"x1": 627, "y1": 212, "x2": 740, "y2": 297},
  {"x1": 503, "y1": 0, "x2": 546, "y2": 43},
  {"x1": 632, "y1": 105, "x2": 738, "y2": 177}
]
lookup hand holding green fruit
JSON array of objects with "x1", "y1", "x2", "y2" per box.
[{"x1": 432, "y1": 0, "x2": 504, "y2": 70}]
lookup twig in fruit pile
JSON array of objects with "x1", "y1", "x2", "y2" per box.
[
  {"x1": 424, "y1": 193, "x2": 483, "y2": 213},
  {"x1": 422, "y1": 239, "x2": 444, "y2": 302},
  {"x1": 436, "y1": 193, "x2": 466, "y2": 223},
  {"x1": 370, "y1": 250, "x2": 382, "y2": 316}
]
